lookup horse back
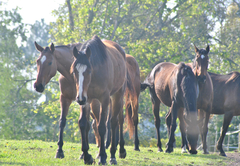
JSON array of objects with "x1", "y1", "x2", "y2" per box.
[{"x1": 210, "y1": 72, "x2": 240, "y2": 115}]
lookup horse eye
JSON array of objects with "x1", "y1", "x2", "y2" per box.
[{"x1": 49, "y1": 62, "x2": 52, "y2": 65}]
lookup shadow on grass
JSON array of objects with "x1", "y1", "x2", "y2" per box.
[{"x1": 0, "y1": 162, "x2": 26, "y2": 166}]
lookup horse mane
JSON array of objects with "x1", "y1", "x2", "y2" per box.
[{"x1": 80, "y1": 35, "x2": 107, "y2": 67}]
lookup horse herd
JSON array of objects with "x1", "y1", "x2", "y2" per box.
[{"x1": 33, "y1": 35, "x2": 240, "y2": 165}]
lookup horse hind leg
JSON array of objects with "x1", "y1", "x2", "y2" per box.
[
  {"x1": 150, "y1": 89, "x2": 162, "y2": 152},
  {"x1": 131, "y1": 99, "x2": 140, "y2": 151},
  {"x1": 217, "y1": 112, "x2": 233, "y2": 156}
]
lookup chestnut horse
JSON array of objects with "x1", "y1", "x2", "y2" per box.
[
  {"x1": 141, "y1": 62, "x2": 199, "y2": 154},
  {"x1": 93, "y1": 54, "x2": 141, "y2": 151},
  {"x1": 34, "y1": 42, "x2": 83, "y2": 158},
  {"x1": 70, "y1": 35, "x2": 127, "y2": 165},
  {"x1": 207, "y1": 71, "x2": 240, "y2": 156},
  {"x1": 166, "y1": 44, "x2": 213, "y2": 154}
]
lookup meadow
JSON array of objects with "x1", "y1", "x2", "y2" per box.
[{"x1": 0, "y1": 139, "x2": 236, "y2": 165}]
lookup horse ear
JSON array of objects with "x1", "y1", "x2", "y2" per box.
[
  {"x1": 194, "y1": 44, "x2": 199, "y2": 53},
  {"x1": 86, "y1": 47, "x2": 91, "y2": 59},
  {"x1": 206, "y1": 44, "x2": 210, "y2": 53},
  {"x1": 34, "y1": 41, "x2": 44, "y2": 52},
  {"x1": 73, "y1": 46, "x2": 78, "y2": 58},
  {"x1": 50, "y1": 43, "x2": 55, "y2": 53}
]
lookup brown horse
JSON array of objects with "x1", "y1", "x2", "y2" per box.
[
  {"x1": 34, "y1": 42, "x2": 82, "y2": 158},
  {"x1": 141, "y1": 62, "x2": 199, "y2": 154},
  {"x1": 206, "y1": 71, "x2": 240, "y2": 156},
  {"x1": 166, "y1": 44, "x2": 213, "y2": 154},
  {"x1": 70, "y1": 35, "x2": 127, "y2": 165},
  {"x1": 92, "y1": 54, "x2": 141, "y2": 151}
]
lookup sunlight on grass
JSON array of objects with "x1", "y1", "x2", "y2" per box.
[{"x1": 0, "y1": 140, "x2": 234, "y2": 166}]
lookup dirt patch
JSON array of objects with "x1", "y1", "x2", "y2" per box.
[{"x1": 226, "y1": 151, "x2": 240, "y2": 166}]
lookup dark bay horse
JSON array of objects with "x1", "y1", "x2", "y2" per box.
[
  {"x1": 92, "y1": 54, "x2": 141, "y2": 151},
  {"x1": 70, "y1": 35, "x2": 127, "y2": 165},
  {"x1": 141, "y1": 62, "x2": 199, "y2": 154},
  {"x1": 207, "y1": 71, "x2": 240, "y2": 156},
  {"x1": 166, "y1": 44, "x2": 213, "y2": 154},
  {"x1": 34, "y1": 42, "x2": 82, "y2": 158}
]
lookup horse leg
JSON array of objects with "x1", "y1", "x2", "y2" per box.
[
  {"x1": 55, "y1": 95, "x2": 71, "y2": 159},
  {"x1": 200, "y1": 109, "x2": 210, "y2": 154},
  {"x1": 178, "y1": 108, "x2": 188, "y2": 153},
  {"x1": 132, "y1": 99, "x2": 140, "y2": 151},
  {"x1": 150, "y1": 89, "x2": 162, "y2": 152},
  {"x1": 79, "y1": 104, "x2": 93, "y2": 165},
  {"x1": 165, "y1": 102, "x2": 178, "y2": 153},
  {"x1": 97, "y1": 95, "x2": 109, "y2": 165},
  {"x1": 216, "y1": 112, "x2": 233, "y2": 156},
  {"x1": 110, "y1": 89, "x2": 125, "y2": 165},
  {"x1": 105, "y1": 100, "x2": 112, "y2": 149}
]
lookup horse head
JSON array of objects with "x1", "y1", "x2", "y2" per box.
[
  {"x1": 34, "y1": 42, "x2": 57, "y2": 93},
  {"x1": 71, "y1": 46, "x2": 92, "y2": 105},
  {"x1": 179, "y1": 64, "x2": 200, "y2": 154},
  {"x1": 193, "y1": 44, "x2": 210, "y2": 84}
]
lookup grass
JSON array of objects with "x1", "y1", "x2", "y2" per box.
[{"x1": 0, "y1": 139, "x2": 234, "y2": 165}]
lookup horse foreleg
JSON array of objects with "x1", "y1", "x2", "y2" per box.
[
  {"x1": 55, "y1": 95, "x2": 71, "y2": 159},
  {"x1": 97, "y1": 95, "x2": 109, "y2": 165},
  {"x1": 165, "y1": 102, "x2": 178, "y2": 153},
  {"x1": 79, "y1": 104, "x2": 93, "y2": 165},
  {"x1": 201, "y1": 109, "x2": 210, "y2": 154},
  {"x1": 217, "y1": 112, "x2": 233, "y2": 156}
]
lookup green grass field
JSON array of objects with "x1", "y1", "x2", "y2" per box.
[{"x1": 0, "y1": 140, "x2": 234, "y2": 165}]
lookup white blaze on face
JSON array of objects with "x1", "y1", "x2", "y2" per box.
[
  {"x1": 76, "y1": 64, "x2": 87, "y2": 100},
  {"x1": 41, "y1": 55, "x2": 46, "y2": 64},
  {"x1": 201, "y1": 54, "x2": 205, "y2": 59}
]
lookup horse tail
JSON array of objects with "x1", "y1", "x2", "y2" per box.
[
  {"x1": 123, "y1": 69, "x2": 135, "y2": 139},
  {"x1": 140, "y1": 82, "x2": 150, "y2": 92},
  {"x1": 124, "y1": 100, "x2": 134, "y2": 139}
]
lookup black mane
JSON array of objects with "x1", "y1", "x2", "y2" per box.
[{"x1": 79, "y1": 35, "x2": 107, "y2": 66}]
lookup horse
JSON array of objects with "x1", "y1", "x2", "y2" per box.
[
  {"x1": 92, "y1": 54, "x2": 141, "y2": 151},
  {"x1": 165, "y1": 44, "x2": 213, "y2": 154},
  {"x1": 70, "y1": 35, "x2": 128, "y2": 165},
  {"x1": 34, "y1": 41, "x2": 83, "y2": 159},
  {"x1": 141, "y1": 62, "x2": 199, "y2": 154},
  {"x1": 207, "y1": 71, "x2": 240, "y2": 156}
]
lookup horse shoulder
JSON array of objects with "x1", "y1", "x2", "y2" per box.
[{"x1": 59, "y1": 74, "x2": 76, "y2": 101}]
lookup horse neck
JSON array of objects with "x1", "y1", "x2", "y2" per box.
[{"x1": 54, "y1": 48, "x2": 74, "y2": 81}]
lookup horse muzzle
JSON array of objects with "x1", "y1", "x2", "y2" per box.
[
  {"x1": 189, "y1": 149, "x2": 198, "y2": 154},
  {"x1": 34, "y1": 82, "x2": 45, "y2": 93},
  {"x1": 76, "y1": 96, "x2": 87, "y2": 105}
]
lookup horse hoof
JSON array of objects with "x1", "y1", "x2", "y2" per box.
[
  {"x1": 165, "y1": 147, "x2": 173, "y2": 153},
  {"x1": 84, "y1": 155, "x2": 94, "y2": 165},
  {"x1": 158, "y1": 148, "x2": 163, "y2": 152},
  {"x1": 219, "y1": 152, "x2": 227, "y2": 157},
  {"x1": 109, "y1": 158, "x2": 117, "y2": 165},
  {"x1": 181, "y1": 149, "x2": 188, "y2": 153},
  {"x1": 55, "y1": 150, "x2": 64, "y2": 158},
  {"x1": 79, "y1": 153, "x2": 84, "y2": 159},
  {"x1": 134, "y1": 148, "x2": 140, "y2": 151},
  {"x1": 119, "y1": 150, "x2": 126, "y2": 158},
  {"x1": 98, "y1": 156, "x2": 107, "y2": 165},
  {"x1": 203, "y1": 150, "x2": 209, "y2": 154}
]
